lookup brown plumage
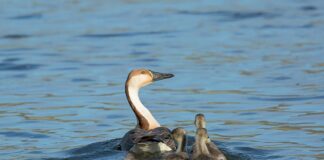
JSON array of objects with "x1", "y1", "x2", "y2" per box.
[
  {"x1": 192, "y1": 114, "x2": 227, "y2": 160},
  {"x1": 195, "y1": 113, "x2": 206, "y2": 129},
  {"x1": 121, "y1": 127, "x2": 176, "y2": 151},
  {"x1": 163, "y1": 128, "x2": 189, "y2": 160},
  {"x1": 192, "y1": 128, "x2": 226, "y2": 160}
]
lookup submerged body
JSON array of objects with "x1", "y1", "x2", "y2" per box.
[
  {"x1": 120, "y1": 69, "x2": 176, "y2": 154},
  {"x1": 123, "y1": 127, "x2": 185, "y2": 160}
]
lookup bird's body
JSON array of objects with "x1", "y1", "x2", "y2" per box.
[
  {"x1": 192, "y1": 128, "x2": 226, "y2": 160},
  {"x1": 164, "y1": 152, "x2": 189, "y2": 160},
  {"x1": 192, "y1": 114, "x2": 226, "y2": 160},
  {"x1": 163, "y1": 128, "x2": 189, "y2": 160},
  {"x1": 121, "y1": 127, "x2": 175, "y2": 151},
  {"x1": 120, "y1": 69, "x2": 176, "y2": 154}
]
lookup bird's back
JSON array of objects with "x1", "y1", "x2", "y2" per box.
[{"x1": 120, "y1": 127, "x2": 176, "y2": 151}]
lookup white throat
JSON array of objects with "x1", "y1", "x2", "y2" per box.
[
  {"x1": 176, "y1": 139, "x2": 183, "y2": 153},
  {"x1": 197, "y1": 137, "x2": 210, "y2": 155},
  {"x1": 127, "y1": 85, "x2": 160, "y2": 130}
]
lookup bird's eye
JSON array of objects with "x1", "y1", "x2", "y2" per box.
[{"x1": 141, "y1": 71, "x2": 145, "y2": 74}]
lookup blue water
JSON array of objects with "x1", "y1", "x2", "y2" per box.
[{"x1": 1, "y1": 0, "x2": 324, "y2": 159}]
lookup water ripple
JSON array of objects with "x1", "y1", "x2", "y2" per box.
[
  {"x1": 2, "y1": 34, "x2": 30, "y2": 39},
  {"x1": 79, "y1": 31, "x2": 175, "y2": 38},
  {"x1": 10, "y1": 13, "x2": 43, "y2": 20},
  {"x1": 249, "y1": 95, "x2": 324, "y2": 101},
  {"x1": 177, "y1": 10, "x2": 278, "y2": 20},
  {"x1": 0, "y1": 131, "x2": 49, "y2": 139},
  {"x1": 0, "y1": 62, "x2": 41, "y2": 71}
]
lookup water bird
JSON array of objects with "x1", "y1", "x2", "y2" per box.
[
  {"x1": 195, "y1": 113, "x2": 210, "y2": 142},
  {"x1": 120, "y1": 69, "x2": 176, "y2": 154},
  {"x1": 192, "y1": 114, "x2": 226, "y2": 160},
  {"x1": 195, "y1": 113, "x2": 206, "y2": 128},
  {"x1": 163, "y1": 127, "x2": 189, "y2": 160},
  {"x1": 192, "y1": 128, "x2": 226, "y2": 160}
]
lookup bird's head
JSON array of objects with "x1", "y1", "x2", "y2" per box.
[
  {"x1": 196, "y1": 128, "x2": 209, "y2": 142},
  {"x1": 195, "y1": 113, "x2": 206, "y2": 129},
  {"x1": 126, "y1": 69, "x2": 174, "y2": 88}
]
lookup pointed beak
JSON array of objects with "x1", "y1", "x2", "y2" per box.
[{"x1": 150, "y1": 70, "x2": 174, "y2": 81}]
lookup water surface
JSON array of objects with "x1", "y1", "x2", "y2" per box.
[{"x1": 0, "y1": 0, "x2": 324, "y2": 159}]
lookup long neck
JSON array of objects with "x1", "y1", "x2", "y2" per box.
[
  {"x1": 196, "y1": 120, "x2": 206, "y2": 128},
  {"x1": 125, "y1": 82, "x2": 160, "y2": 130},
  {"x1": 176, "y1": 135, "x2": 186, "y2": 153},
  {"x1": 196, "y1": 136, "x2": 210, "y2": 155}
]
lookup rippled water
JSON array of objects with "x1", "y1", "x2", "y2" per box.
[{"x1": 1, "y1": 0, "x2": 324, "y2": 159}]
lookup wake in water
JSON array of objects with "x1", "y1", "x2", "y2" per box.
[{"x1": 44, "y1": 137, "x2": 256, "y2": 160}]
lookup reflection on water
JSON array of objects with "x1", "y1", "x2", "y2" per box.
[{"x1": 0, "y1": 0, "x2": 324, "y2": 159}]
